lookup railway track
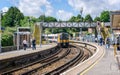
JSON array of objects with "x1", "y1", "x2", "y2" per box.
[
  {"x1": 1, "y1": 44, "x2": 95, "y2": 75},
  {"x1": 1, "y1": 46, "x2": 72, "y2": 75},
  {"x1": 44, "y1": 45, "x2": 93, "y2": 75},
  {"x1": 0, "y1": 47, "x2": 61, "y2": 75}
]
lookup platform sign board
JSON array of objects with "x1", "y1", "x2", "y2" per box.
[
  {"x1": 110, "y1": 11, "x2": 120, "y2": 34},
  {"x1": 18, "y1": 27, "x2": 30, "y2": 32}
]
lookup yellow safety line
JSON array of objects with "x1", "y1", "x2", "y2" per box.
[{"x1": 80, "y1": 47, "x2": 105, "y2": 75}]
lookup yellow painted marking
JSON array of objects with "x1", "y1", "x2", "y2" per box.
[
  {"x1": 80, "y1": 47, "x2": 105, "y2": 75},
  {"x1": 113, "y1": 45, "x2": 117, "y2": 56}
]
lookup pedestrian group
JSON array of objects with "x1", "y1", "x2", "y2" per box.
[{"x1": 22, "y1": 38, "x2": 36, "y2": 50}]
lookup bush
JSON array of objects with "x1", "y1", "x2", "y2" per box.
[
  {"x1": 1, "y1": 27, "x2": 15, "y2": 47},
  {"x1": 1, "y1": 33, "x2": 13, "y2": 46}
]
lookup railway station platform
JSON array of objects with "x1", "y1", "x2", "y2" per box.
[
  {"x1": 61, "y1": 42, "x2": 120, "y2": 75},
  {"x1": 0, "y1": 44, "x2": 57, "y2": 60},
  {"x1": 84, "y1": 45, "x2": 120, "y2": 75}
]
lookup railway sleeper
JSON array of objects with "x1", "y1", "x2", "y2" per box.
[{"x1": 20, "y1": 49, "x2": 70, "y2": 75}]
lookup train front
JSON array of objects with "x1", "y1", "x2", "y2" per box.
[{"x1": 58, "y1": 33, "x2": 69, "y2": 48}]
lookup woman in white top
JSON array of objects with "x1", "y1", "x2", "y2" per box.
[{"x1": 22, "y1": 39, "x2": 27, "y2": 50}]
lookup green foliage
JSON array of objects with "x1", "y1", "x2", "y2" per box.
[
  {"x1": 68, "y1": 14, "x2": 83, "y2": 22},
  {"x1": 68, "y1": 16, "x2": 77, "y2": 22},
  {"x1": 44, "y1": 28, "x2": 52, "y2": 34},
  {"x1": 2, "y1": 7, "x2": 24, "y2": 27},
  {"x1": 84, "y1": 14, "x2": 93, "y2": 22},
  {"x1": 20, "y1": 16, "x2": 35, "y2": 26},
  {"x1": 94, "y1": 16, "x2": 101, "y2": 22},
  {"x1": 20, "y1": 16, "x2": 30, "y2": 27},
  {"x1": 100, "y1": 11, "x2": 110, "y2": 22},
  {"x1": 2, "y1": 33, "x2": 13, "y2": 46},
  {"x1": 45, "y1": 16, "x2": 57, "y2": 22},
  {"x1": 1, "y1": 27, "x2": 16, "y2": 46},
  {"x1": 38, "y1": 15, "x2": 57, "y2": 22}
]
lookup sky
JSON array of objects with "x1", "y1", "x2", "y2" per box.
[{"x1": 0, "y1": 0, "x2": 120, "y2": 21}]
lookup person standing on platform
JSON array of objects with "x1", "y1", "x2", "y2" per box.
[
  {"x1": 95, "y1": 37, "x2": 97, "y2": 43},
  {"x1": 106, "y1": 37, "x2": 110, "y2": 48},
  {"x1": 32, "y1": 38, "x2": 36, "y2": 50},
  {"x1": 100, "y1": 37, "x2": 103, "y2": 46},
  {"x1": 22, "y1": 39, "x2": 27, "y2": 50},
  {"x1": 117, "y1": 35, "x2": 120, "y2": 51}
]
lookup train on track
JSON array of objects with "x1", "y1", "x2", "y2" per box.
[
  {"x1": 43, "y1": 33, "x2": 69, "y2": 48},
  {"x1": 58, "y1": 33, "x2": 69, "y2": 48}
]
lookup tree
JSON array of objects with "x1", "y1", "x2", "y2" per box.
[
  {"x1": 1, "y1": 27, "x2": 16, "y2": 46},
  {"x1": 2, "y1": 7, "x2": 24, "y2": 27},
  {"x1": 68, "y1": 16, "x2": 77, "y2": 22},
  {"x1": 100, "y1": 11, "x2": 110, "y2": 22},
  {"x1": 76, "y1": 14, "x2": 82, "y2": 22},
  {"x1": 20, "y1": 16, "x2": 30, "y2": 27},
  {"x1": 94, "y1": 16, "x2": 101, "y2": 22},
  {"x1": 38, "y1": 15, "x2": 45, "y2": 22},
  {"x1": 84, "y1": 14, "x2": 93, "y2": 22},
  {"x1": 20, "y1": 16, "x2": 36, "y2": 27},
  {"x1": 38, "y1": 15, "x2": 57, "y2": 22},
  {"x1": 45, "y1": 16, "x2": 57, "y2": 22}
]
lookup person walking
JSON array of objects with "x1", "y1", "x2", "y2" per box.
[
  {"x1": 108, "y1": 38, "x2": 110, "y2": 48},
  {"x1": 100, "y1": 37, "x2": 103, "y2": 46},
  {"x1": 32, "y1": 39, "x2": 36, "y2": 50},
  {"x1": 117, "y1": 35, "x2": 120, "y2": 51},
  {"x1": 22, "y1": 39, "x2": 27, "y2": 50},
  {"x1": 106, "y1": 37, "x2": 110, "y2": 49}
]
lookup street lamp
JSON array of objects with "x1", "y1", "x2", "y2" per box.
[
  {"x1": 0, "y1": 11, "x2": 2, "y2": 52},
  {"x1": 79, "y1": 7, "x2": 83, "y2": 41},
  {"x1": 14, "y1": 19, "x2": 20, "y2": 50},
  {"x1": 17, "y1": 27, "x2": 19, "y2": 50}
]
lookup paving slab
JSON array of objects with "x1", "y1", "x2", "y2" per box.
[{"x1": 85, "y1": 45, "x2": 120, "y2": 75}]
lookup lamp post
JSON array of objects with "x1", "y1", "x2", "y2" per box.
[
  {"x1": 28, "y1": 17, "x2": 31, "y2": 47},
  {"x1": 0, "y1": 10, "x2": 2, "y2": 52},
  {"x1": 17, "y1": 27, "x2": 19, "y2": 50},
  {"x1": 14, "y1": 19, "x2": 20, "y2": 50},
  {"x1": 80, "y1": 7, "x2": 83, "y2": 40}
]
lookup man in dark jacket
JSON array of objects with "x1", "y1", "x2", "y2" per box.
[{"x1": 32, "y1": 39, "x2": 36, "y2": 50}]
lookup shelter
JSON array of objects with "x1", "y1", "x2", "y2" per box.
[
  {"x1": 110, "y1": 11, "x2": 120, "y2": 35},
  {"x1": 13, "y1": 27, "x2": 31, "y2": 47}
]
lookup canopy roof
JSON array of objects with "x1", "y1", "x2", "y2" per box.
[{"x1": 110, "y1": 11, "x2": 120, "y2": 30}]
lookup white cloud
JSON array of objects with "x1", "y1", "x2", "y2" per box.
[
  {"x1": 18, "y1": 0, "x2": 53, "y2": 17},
  {"x1": 68, "y1": 0, "x2": 120, "y2": 18},
  {"x1": 56, "y1": 10, "x2": 73, "y2": 21},
  {"x1": 108, "y1": 0, "x2": 120, "y2": 5},
  {"x1": 1, "y1": 7, "x2": 9, "y2": 12}
]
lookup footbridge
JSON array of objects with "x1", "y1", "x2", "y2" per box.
[{"x1": 36, "y1": 22, "x2": 110, "y2": 28}]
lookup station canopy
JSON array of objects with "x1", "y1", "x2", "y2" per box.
[
  {"x1": 14, "y1": 32, "x2": 30, "y2": 35},
  {"x1": 110, "y1": 11, "x2": 120, "y2": 34},
  {"x1": 111, "y1": 11, "x2": 120, "y2": 29}
]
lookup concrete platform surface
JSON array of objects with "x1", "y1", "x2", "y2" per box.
[
  {"x1": 61, "y1": 42, "x2": 104, "y2": 75},
  {"x1": 85, "y1": 46, "x2": 120, "y2": 75},
  {"x1": 0, "y1": 44, "x2": 57, "y2": 60}
]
